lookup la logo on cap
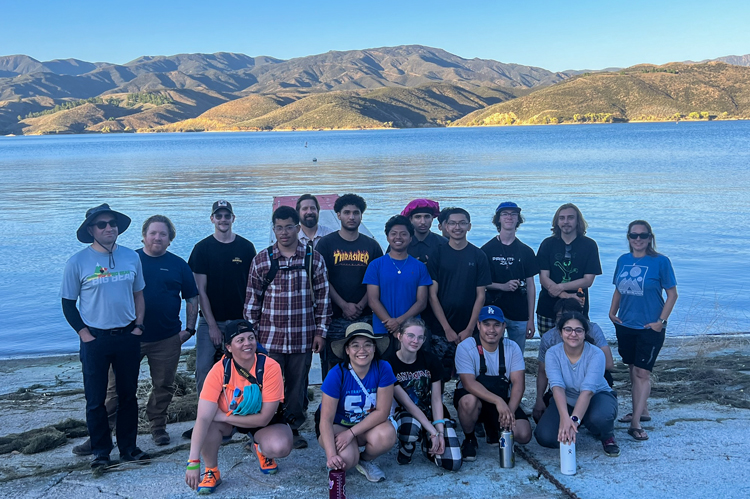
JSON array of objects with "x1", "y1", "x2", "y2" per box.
[{"x1": 487, "y1": 307, "x2": 494, "y2": 314}]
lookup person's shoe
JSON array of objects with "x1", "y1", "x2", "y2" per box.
[
  {"x1": 397, "y1": 450, "x2": 412, "y2": 465},
  {"x1": 292, "y1": 429, "x2": 308, "y2": 449},
  {"x1": 90, "y1": 455, "x2": 111, "y2": 469},
  {"x1": 356, "y1": 459, "x2": 386, "y2": 482},
  {"x1": 182, "y1": 427, "x2": 193, "y2": 440},
  {"x1": 602, "y1": 437, "x2": 621, "y2": 457},
  {"x1": 197, "y1": 467, "x2": 221, "y2": 495},
  {"x1": 461, "y1": 438, "x2": 478, "y2": 462},
  {"x1": 474, "y1": 422, "x2": 485, "y2": 438},
  {"x1": 151, "y1": 429, "x2": 170, "y2": 446},
  {"x1": 73, "y1": 438, "x2": 93, "y2": 456},
  {"x1": 119, "y1": 447, "x2": 150, "y2": 464},
  {"x1": 254, "y1": 443, "x2": 278, "y2": 475},
  {"x1": 486, "y1": 430, "x2": 500, "y2": 446}
]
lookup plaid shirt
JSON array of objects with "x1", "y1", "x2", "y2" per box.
[{"x1": 244, "y1": 242, "x2": 331, "y2": 354}]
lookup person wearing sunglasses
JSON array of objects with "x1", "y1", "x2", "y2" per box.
[
  {"x1": 609, "y1": 220, "x2": 677, "y2": 441},
  {"x1": 534, "y1": 312, "x2": 620, "y2": 457},
  {"x1": 61, "y1": 203, "x2": 148, "y2": 468}
]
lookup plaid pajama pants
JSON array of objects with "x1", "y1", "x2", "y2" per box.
[
  {"x1": 394, "y1": 412, "x2": 462, "y2": 471},
  {"x1": 537, "y1": 314, "x2": 557, "y2": 336}
]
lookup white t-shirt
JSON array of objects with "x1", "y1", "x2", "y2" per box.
[{"x1": 455, "y1": 337, "x2": 525, "y2": 390}]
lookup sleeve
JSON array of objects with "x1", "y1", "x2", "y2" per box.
[
  {"x1": 544, "y1": 346, "x2": 565, "y2": 389},
  {"x1": 260, "y1": 357, "x2": 284, "y2": 403},
  {"x1": 60, "y1": 258, "x2": 81, "y2": 300},
  {"x1": 312, "y1": 252, "x2": 332, "y2": 337},
  {"x1": 536, "y1": 239, "x2": 551, "y2": 271},
  {"x1": 199, "y1": 362, "x2": 225, "y2": 403},
  {"x1": 245, "y1": 240, "x2": 257, "y2": 261},
  {"x1": 454, "y1": 339, "x2": 477, "y2": 376},
  {"x1": 371, "y1": 239, "x2": 384, "y2": 260},
  {"x1": 362, "y1": 258, "x2": 380, "y2": 286},
  {"x1": 417, "y1": 260, "x2": 433, "y2": 287},
  {"x1": 476, "y1": 249, "x2": 492, "y2": 287},
  {"x1": 244, "y1": 253, "x2": 265, "y2": 323},
  {"x1": 583, "y1": 239, "x2": 603, "y2": 275},
  {"x1": 132, "y1": 255, "x2": 145, "y2": 293},
  {"x1": 321, "y1": 364, "x2": 343, "y2": 399},
  {"x1": 180, "y1": 259, "x2": 199, "y2": 300},
  {"x1": 612, "y1": 255, "x2": 624, "y2": 285},
  {"x1": 660, "y1": 256, "x2": 677, "y2": 289},
  {"x1": 523, "y1": 244, "x2": 540, "y2": 277},
  {"x1": 188, "y1": 241, "x2": 207, "y2": 275},
  {"x1": 378, "y1": 360, "x2": 397, "y2": 387},
  {"x1": 315, "y1": 238, "x2": 332, "y2": 269},
  {"x1": 580, "y1": 346, "x2": 606, "y2": 393},
  {"x1": 426, "y1": 352, "x2": 444, "y2": 384},
  {"x1": 62, "y1": 298, "x2": 86, "y2": 332},
  {"x1": 590, "y1": 323, "x2": 609, "y2": 348},
  {"x1": 505, "y1": 339, "x2": 525, "y2": 373}
]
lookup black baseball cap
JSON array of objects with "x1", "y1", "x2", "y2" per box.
[{"x1": 212, "y1": 200, "x2": 234, "y2": 215}]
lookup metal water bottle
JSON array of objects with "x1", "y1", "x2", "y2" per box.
[
  {"x1": 328, "y1": 468, "x2": 346, "y2": 499},
  {"x1": 560, "y1": 441, "x2": 576, "y2": 475},
  {"x1": 499, "y1": 429, "x2": 515, "y2": 468}
]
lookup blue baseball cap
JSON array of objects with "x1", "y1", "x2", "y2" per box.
[
  {"x1": 478, "y1": 305, "x2": 505, "y2": 323},
  {"x1": 495, "y1": 201, "x2": 521, "y2": 213}
]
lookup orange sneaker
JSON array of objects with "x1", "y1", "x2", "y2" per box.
[
  {"x1": 197, "y1": 467, "x2": 221, "y2": 495},
  {"x1": 254, "y1": 443, "x2": 278, "y2": 474}
]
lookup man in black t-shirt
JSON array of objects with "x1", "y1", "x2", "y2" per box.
[
  {"x1": 400, "y1": 198, "x2": 447, "y2": 264},
  {"x1": 481, "y1": 202, "x2": 539, "y2": 353},
  {"x1": 535, "y1": 203, "x2": 602, "y2": 334},
  {"x1": 188, "y1": 200, "x2": 256, "y2": 399},
  {"x1": 427, "y1": 208, "x2": 491, "y2": 378},
  {"x1": 315, "y1": 193, "x2": 383, "y2": 377}
]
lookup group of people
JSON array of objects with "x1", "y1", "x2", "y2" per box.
[{"x1": 61, "y1": 194, "x2": 677, "y2": 494}]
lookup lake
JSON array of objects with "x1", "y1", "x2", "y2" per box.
[{"x1": 1, "y1": 122, "x2": 749, "y2": 357}]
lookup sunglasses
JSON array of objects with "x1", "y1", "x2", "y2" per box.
[
  {"x1": 213, "y1": 213, "x2": 233, "y2": 220},
  {"x1": 90, "y1": 219, "x2": 118, "y2": 229},
  {"x1": 628, "y1": 232, "x2": 651, "y2": 240}
]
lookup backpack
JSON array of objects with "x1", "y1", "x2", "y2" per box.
[
  {"x1": 222, "y1": 341, "x2": 269, "y2": 389},
  {"x1": 259, "y1": 240, "x2": 316, "y2": 307}
]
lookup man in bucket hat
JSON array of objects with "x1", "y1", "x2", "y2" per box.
[{"x1": 61, "y1": 203, "x2": 149, "y2": 468}]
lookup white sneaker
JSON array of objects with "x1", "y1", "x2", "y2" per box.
[{"x1": 356, "y1": 459, "x2": 385, "y2": 482}]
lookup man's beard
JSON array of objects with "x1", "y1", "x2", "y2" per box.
[{"x1": 302, "y1": 214, "x2": 318, "y2": 229}]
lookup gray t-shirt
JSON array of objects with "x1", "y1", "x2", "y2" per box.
[
  {"x1": 538, "y1": 322, "x2": 608, "y2": 363},
  {"x1": 455, "y1": 337, "x2": 525, "y2": 392},
  {"x1": 545, "y1": 342, "x2": 613, "y2": 406},
  {"x1": 61, "y1": 245, "x2": 145, "y2": 329}
]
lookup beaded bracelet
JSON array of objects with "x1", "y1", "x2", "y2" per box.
[{"x1": 187, "y1": 459, "x2": 200, "y2": 463}]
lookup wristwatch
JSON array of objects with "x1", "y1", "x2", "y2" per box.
[
  {"x1": 134, "y1": 324, "x2": 146, "y2": 333},
  {"x1": 186, "y1": 327, "x2": 196, "y2": 336},
  {"x1": 571, "y1": 416, "x2": 580, "y2": 426},
  {"x1": 659, "y1": 318, "x2": 668, "y2": 326}
]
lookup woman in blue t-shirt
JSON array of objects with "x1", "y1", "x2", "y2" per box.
[
  {"x1": 316, "y1": 322, "x2": 397, "y2": 483},
  {"x1": 609, "y1": 220, "x2": 678, "y2": 441}
]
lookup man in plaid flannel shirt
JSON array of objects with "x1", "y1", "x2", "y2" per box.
[{"x1": 244, "y1": 205, "x2": 331, "y2": 449}]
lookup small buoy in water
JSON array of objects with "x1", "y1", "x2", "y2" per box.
[{"x1": 312, "y1": 158, "x2": 317, "y2": 162}]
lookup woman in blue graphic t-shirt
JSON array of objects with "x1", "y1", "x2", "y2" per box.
[
  {"x1": 316, "y1": 323, "x2": 396, "y2": 483},
  {"x1": 609, "y1": 220, "x2": 678, "y2": 442}
]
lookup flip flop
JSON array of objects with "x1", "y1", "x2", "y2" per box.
[
  {"x1": 627, "y1": 427, "x2": 649, "y2": 441},
  {"x1": 618, "y1": 413, "x2": 652, "y2": 423}
]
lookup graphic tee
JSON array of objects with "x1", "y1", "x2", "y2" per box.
[
  {"x1": 137, "y1": 249, "x2": 198, "y2": 342},
  {"x1": 320, "y1": 360, "x2": 396, "y2": 426},
  {"x1": 481, "y1": 236, "x2": 540, "y2": 321},
  {"x1": 200, "y1": 354, "x2": 284, "y2": 413},
  {"x1": 613, "y1": 253, "x2": 677, "y2": 330},
  {"x1": 188, "y1": 235, "x2": 256, "y2": 322},
  {"x1": 61, "y1": 245, "x2": 145, "y2": 330},
  {"x1": 536, "y1": 235, "x2": 602, "y2": 318},
  {"x1": 427, "y1": 243, "x2": 491, "y2": 335},
  {"x1": 362, "y1": 255, "x2": 433, "y2": 336},
  {"x1": 316, "y1": 232, "x2": 383, "y2": 319},
  {"x1": 384, "y1": 349, "x2": 443, "y2": 416}
]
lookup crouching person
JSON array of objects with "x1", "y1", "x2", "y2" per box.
[
  {"x1": 454, "y1": 306, "x2": 532, "y2": 462},
  {"x1": 317, "y1": 323, "x2": 397, "y2": 483},
  {"x1": 185, "y1": 320, "x2": 292, "y2": 494}
]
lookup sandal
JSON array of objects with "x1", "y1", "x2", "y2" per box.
[
  {"x1": 627, "y1": 427, "x2": 649, "y2": 441},
  {"x1": 619, "y1": 413, "x2": 651, "y2": 423}
]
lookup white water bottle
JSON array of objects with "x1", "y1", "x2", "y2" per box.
[{"x1": 560, "y1": 441, "x2": 576, "y2": 475}]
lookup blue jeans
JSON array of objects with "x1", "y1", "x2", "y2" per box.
[
  {"x1": 505, "y1": 319, "x2": 529, "y2": 353},
  {"x1": 534, "y1": 391, "x2": 618, "y2": 447},
  {"x1": 195, "y1": 318, "x2": 233, "y2": 394},
  {"x1": 80, "y1": 330, "x2": 141, "y2": 458}
]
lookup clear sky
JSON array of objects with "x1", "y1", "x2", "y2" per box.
[{"x1": 2, "y1": 0, "x2": 748, "y2": 72}]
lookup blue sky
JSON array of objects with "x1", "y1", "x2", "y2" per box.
[{"x1": 2, "y1": 0, "x2": 748, "y2": 71}]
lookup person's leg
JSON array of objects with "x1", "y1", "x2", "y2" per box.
[
  {"x1": 325, "y1": 318, "x2": 350, "y2": 374},
  {"x1": 360, "y1": 420, "x2": 397, "y2": 461},
  {"x1": 253, "y1": 424, "x2": 293, "y2": 459},
  {"x1": 504, "y1": 319, "x2": 527, "y2": 353},
  {"x1": 581, "y1": 391, "x2": 618, "y2": 441},
  {"x1": 631, "y1": 328, "x2": 664, "y2": 431},
  {"x1": 143, "y1": 335, "x2": 181, "y2": 436},
  {"x1": 112, "y1": 333, "x2": 142, "y2": 457},
  {"x1": 534, "y1": 399, "x2": 562, "y2": 448},
  {"x1": 200, "y1": 421, "x2": 234, "y2": 469},
  {"x1": 456, "y1": 391, "x2": 481, "y2": 435},
  {"x1": 511, "y1": 406, "x2": 532, "y2": 444},
  {"x1": 321, "y1": 425, "x2": 361, "y2": 471},
  {"x1": 395, "y1": 413, "x2": 421, "y2": 463},
  {"x1": 432, "y1": 419, "x2": 463, "y2": 471},
  {"x1": 537, "y1": 314, "x2": 555, "y2": 336},
  {"x1": 80, "y1": 335, "x2": 115, "y2": 459},
  {"x1": 269, "y1": 352, "x2": 312, "y2": 432},
  {"x1": 194, "y1": 317, "x2": 214, "y2": 395},
  {"x1": 105, "y1": 366, "x2": 118, "y2": 431},
  {"x1": 631, "y1": 367, "x2": 651, "y2": 430}
]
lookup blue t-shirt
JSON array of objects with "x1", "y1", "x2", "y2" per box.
[
  {"x1": 137, "y1": 249, "x2": 199, "y2": 342},
  {"x1": 363, "y1": 254, "x2": 433, "y2": 336},
  {"x1": 320, "y1": 360, "x2": 397, "y2": 426},
  {"x1": 613, "y1": 253, "x2": 677, "y2": 330}
]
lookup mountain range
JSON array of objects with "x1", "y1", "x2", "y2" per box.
[{"x1": 0, "y1": 45, "x2": 748, "y2": 134}]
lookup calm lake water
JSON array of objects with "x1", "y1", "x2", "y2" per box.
[{"x1": 1, "y1": 122, "x2": 749, "y2": 357}]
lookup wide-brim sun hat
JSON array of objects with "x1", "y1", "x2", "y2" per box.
[
  {"x1": 76, "y1": 203, "x2": 131, "y2": 243},
  {"x1": 330, "y1": 322, "x2": 390, "y2": 361}
]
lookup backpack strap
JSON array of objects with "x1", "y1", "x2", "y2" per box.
[
  {"x1": 223, "y1": 353, "x2": 266, "y2": 390},
  {"x1": 304, "y1": 240, "x2": 316, "y2": 307},
  {"x1": 477, "y1": 344, "x2": 487, "y2": 375},
  {"x1": 259, "y1": 245, "x2": 279, "y2": 306}
]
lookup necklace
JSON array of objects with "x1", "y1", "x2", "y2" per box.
[{"x1": 389, "y1": 255, "x2": 407, "y2": 274}]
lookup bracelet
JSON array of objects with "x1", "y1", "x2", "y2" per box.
[
  {"x1": 431, "y1": 419, "x2": 446, "y2": 426},
  {"x1": 187, "y1": 459, "x2": 200, "y2": 463},
  {"x1": 350, "y1": 428, "x2": 356, "y2": 438},
  {"x1": 186, "y1": 464, "x2": 200, "y2": 470},
  {"x1": 429, "y1": 433, "x2": 438, "y2": 438}
]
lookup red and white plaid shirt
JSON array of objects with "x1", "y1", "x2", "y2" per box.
[{"x1": 244, "y1": 242, "x2": 331, "y2": 354}]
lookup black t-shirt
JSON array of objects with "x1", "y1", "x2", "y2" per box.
[
  {"x1": 188, "y1": 234, "x2": 256, "y2": 322},
  {"x1": 535, "y1": 235, "x2": 602, "y2": 318},
  {"x1": 384, "y1": 349, "x2": 443, "y2": 417},
  {"x1": 316, "y1": 231, "x2": 383, "y2": 319},
  {"x1": 481, "y1": 236, "x2": 540, "y2": 321},
  {"x1": 427, "y1": 242, "x2": 492, "y2": 335}
]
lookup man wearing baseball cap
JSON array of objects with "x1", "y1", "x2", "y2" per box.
[
  {"x1": 452, "y1": 305, "x2": 531, "y2": 462},
  {"x1": 186, "y1": 200, "x2": 257, "y2": 438},
  {"x1": 399, "y1": 198, "x2": 447, "y2": 264},
  {"x1": 61, "y1": 203, "x2": 148, "y2": 468}
]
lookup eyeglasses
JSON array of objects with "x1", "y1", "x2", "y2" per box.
[
  {"x1": 403, "y1": 332, "x2": 426, "y2": 343},
  {"x1": 273, "y1": 224, "x2": 300, "y2": 233},
  {"x1": 213, "y1": 212, "x2": 233, "y2": 220},
  {"x1": 628, "y1": 232, "x2": 651, "y2": 240},
  {"x1": 499, "y1": 211, "x2": 519, "y2": 218},
  {"x1": 445, "y1": 221, "x2": 469, "y2": 228},
  {"x1": 348, "y1": 342, "x2": 375, "y2": 352},
  {"x1": 90, "y1": 219, "x2": 117, "y2": 229},
  {"x1": 561, "y1": 326, "x2": 585, "y2": 335}
]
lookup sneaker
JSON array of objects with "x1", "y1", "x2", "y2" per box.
[
  {"x1": 152, "y1": 429, "x2": 170, "y2": 446},
  {"x1": 292, "y1": 429, "x2": 308, "y2": 449},
  {"x1": 486, "y1": 430, "x2": 500, "y2": 447},
  {"x1": 73, "y1": 438, "x2": 93, "y2": 456},
  {"x1": 397, "y1": 450, "x2": 412, "y2": 465},
  {"x1": 602, "y1": 437, "x2": 621, "y2": 457},
  {"x1": 90, "y1": 455, "x2": 111, "y2": 469},
  {"x1": 461, "y1": 438, "x2": 477, "y2": 462},
  {"x1": 254, "y1": 443, "x2": 278, "y2": 475},
  {"x1": 356, "y1": 459, "x2": 386, "y2": 482},
  {"x1": 182, "y1": 427, "x2": 193, "y2": 440},
  {"x1": 474, "y1": 422, "x2": 485, "y2": 438},
  {"x1": 197, "y1": 467, "x2": 221, "y2": 495},
  {"x1": 120, "y1": 447, "x2": 150, "y2": 463}
]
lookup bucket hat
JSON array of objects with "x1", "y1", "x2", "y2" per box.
[{"x1": 76, "y1": 203, "x2": 131, "y2": 243}]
